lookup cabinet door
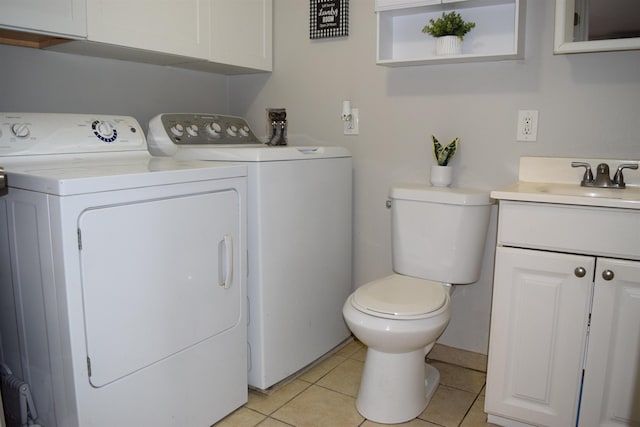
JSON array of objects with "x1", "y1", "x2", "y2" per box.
[
  {"x1": 0, "y1": 0, "x2": 86, "y2": 37},
  {"x1": 579, "y1": 258, "x2": 640, "y2": 427},
  {"x1": 86, "y1": 0, "x2": 210, "y2": 59},
  {"x1": 210, "y1": 0, "x2": 272, "y2": 71},
  {"x1": 486, "y1": 246, "x2": 594, "y2": 426}
]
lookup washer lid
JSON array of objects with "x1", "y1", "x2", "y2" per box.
[
  {"x1": 174, "y1": 145, "x2": 351, "y2": 162},
  {"x1": 353, "y1": 275, "x2": 446, "y2": 316}
]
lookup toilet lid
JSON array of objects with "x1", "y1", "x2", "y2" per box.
[{"x1": 353, "y1": 275, "x2": 446, "y2": 316}]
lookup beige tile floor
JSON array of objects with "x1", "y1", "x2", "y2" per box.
[{"x1": 215, "y1": 341, "x2": 498, "y2": 427}]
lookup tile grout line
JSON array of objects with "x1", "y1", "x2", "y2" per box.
[{"x1": 458, "y1": 391, "x2": 478, "y2": 427}]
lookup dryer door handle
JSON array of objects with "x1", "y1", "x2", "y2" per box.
[
  {"x1": 0, "y1": 167, "x2": 7, "y2": 196},
  {"x1": 219, "y1": 235, "x2": 233, "y2": 289}
]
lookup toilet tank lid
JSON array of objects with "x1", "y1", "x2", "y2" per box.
[{"x1": 390, "y1": 184, "x2": 491, "y2": 206}]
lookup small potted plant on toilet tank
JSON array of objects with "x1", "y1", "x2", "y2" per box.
[
  {"x1": 421, "y1": 11, "x2": 475, "y2": 55},
  {"x1": 430, "y1": 135, "x2": 459, "y2": 187}
]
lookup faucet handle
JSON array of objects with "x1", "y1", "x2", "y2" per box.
[
  {"x1": 613, "y1": 163, "x2": 639, "y2": 188},
  {"x1": 571, "y1": 162, "x2": 594, "y2": 185}
]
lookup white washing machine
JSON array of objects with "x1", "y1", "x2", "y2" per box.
[
  {"x1": 0, "y1": 113, "x2": 248, "y2": 427},
  {"x1": 148, "y1": 113, "x2": 353, "y2": 390}
]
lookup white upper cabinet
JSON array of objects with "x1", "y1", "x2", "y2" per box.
[
  {"x1": 81, "y1": 0, "x2": 272, "y2": 72},
  {"x1": 376, "y1": 0, "x2": 525, "y2": 66},
  {"x1": 209, "y1": 0, "x2": 272, "y2": 72},
  {"x1": 85, "y1": 0, "x2": 210, "y2": 60},
  {"x1": 84, "y1": 0, "x2": 273, "y2": 71},
  {"x1": 0, "y1": 0, "x2": 86, "y2": 37},
  {"x1": 0, "y1": 0, "x2": 272, "y2": 73}
]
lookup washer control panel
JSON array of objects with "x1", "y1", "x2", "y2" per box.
[
  {"x1": 0, "y1": 113, "x2": 146, "y2": 157},
  {"x1": 152, "y1": 113, "x2": 260, "y2": 145},
  {"x1": 147, "y1": 113, "x2": 264, "y2": 157}
]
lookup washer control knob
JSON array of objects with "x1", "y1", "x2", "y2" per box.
[
  {"x1": 95, "y1": 121, "x2": 114, "y2": 138},
  {"x1": 226, "y1": 125, "x2": 238, "y2": 137},
  {"x1": 186, "y1": 124, "x2": 199, "y2": 137},
  {"x1": 239, "y1": 125, "x2": 250, "y2": 137},
  {"x1": 11, "y1": 123, "x2": 30, "y2": 138},
  {"x1": 206, "y1": 122, "x2": 222, "y2": 137},
  {"x1": 92, "y1": 120, "x2": 118, "y2": 142},
  {"x1": 170, "y1": 124, "x2": 184, "y2": 137}
]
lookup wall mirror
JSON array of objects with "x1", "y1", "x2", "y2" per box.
[{"x1": 554, "y1": 0, "x2": 640, "y2": 54}]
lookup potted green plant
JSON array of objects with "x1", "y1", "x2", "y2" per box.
[
  {"x1": 430, "y1": 135, "x2": 459, "y2": 187},
  {"x1": 421, "y1": 11, "x2": 476, "y2": 56}
]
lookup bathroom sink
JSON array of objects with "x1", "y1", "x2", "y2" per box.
[
  {"x1": 491, "y1": 181, "x2": 640, "y2": 209},
  {"x1": 491, "y1": 157, "x2": 640, "y2": 210}
]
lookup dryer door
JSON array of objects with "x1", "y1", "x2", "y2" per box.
[{"x1": 78, "y1": 189, "x2": 240, "y2": 387}]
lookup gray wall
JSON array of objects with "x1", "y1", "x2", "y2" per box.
[
  {"x1": 230, "y1": 0, "x2": 640, "y2": 354},
  {"x1": 1, "y1": 0, "x2": 639, "y2": 354},
  {"x1": 0, "y1": 44, "x2": 229, "y2": 124}
]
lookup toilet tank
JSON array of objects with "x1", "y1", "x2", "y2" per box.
[{"x1": 390, "y1": 184, "x2": 492, "y2": 284}]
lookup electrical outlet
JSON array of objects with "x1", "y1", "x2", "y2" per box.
[
  {"x1": 344, "y1": 108, "x2": 359, "y2": 135},
  {"x1": 517, "y1": 110, "x2": 538, "y2": 142}
]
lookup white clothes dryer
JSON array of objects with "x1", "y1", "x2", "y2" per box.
[
  {"x1": 148, "y1": 113, "x2": 353, "y2": 390},
  {"x1": 0, "y1": 113, "x2": 248, "y2": 427}
]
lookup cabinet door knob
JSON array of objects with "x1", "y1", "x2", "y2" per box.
[
  {"x1": 602, "y1": 270, "x2": 615, "y2": 281},
  {"x1": 574, "y1": 267, "x2": 587, "y2": 278}
]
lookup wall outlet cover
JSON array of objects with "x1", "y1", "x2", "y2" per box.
[{"x1": 517, "y1": 110, "x2": 539, "y2": 142}]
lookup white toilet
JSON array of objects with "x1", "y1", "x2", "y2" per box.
[{"x1": 343, "y1": 184, "x2": 492, "y2": 424}]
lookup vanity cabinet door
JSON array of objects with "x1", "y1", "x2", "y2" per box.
[
  {"x1": 486, "y1": 246, "x2": 594, "y2": 427},
  {"x1": 578, "y1": 258, "x2": 640, "y2": 427}
]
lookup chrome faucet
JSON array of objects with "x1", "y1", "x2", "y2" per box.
[{"x1": 571, "y1": 161, "x2": 638, "y2": 189}]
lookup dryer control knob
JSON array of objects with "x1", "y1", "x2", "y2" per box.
[
  {"x1": 186, "y1": 124, "x2": 199, "y2": 137},
  {"x1": 206, "y1": 122, "x2": 222, "y2": 137},
  {"x1": 11, "y1": 123, "x2": 30, "y2": 138},
  {"x1": 239, "y1": 125, "x2": 250, "y2": 137},
  {"x1": 226, "y1": 125, "x2": 238, "y2": 137},
  {"x1": 170, "y1": 124, "x2": 185, "y2": 137}
]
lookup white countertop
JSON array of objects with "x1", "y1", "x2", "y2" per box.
[{"x1": 491, "y1": 157, "x2": 640, "y2": 210}]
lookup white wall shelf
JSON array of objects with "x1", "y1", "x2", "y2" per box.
[{"x1": 376, "y1": 0, "x2": 525, "y2": 66}]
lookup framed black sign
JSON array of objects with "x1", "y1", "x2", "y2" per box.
[{"x1": 310, "y1": 0, "x2": 349, "y2": 39}]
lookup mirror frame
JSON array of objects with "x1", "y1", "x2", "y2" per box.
[{"x1": 554, "y1": 0, "x2": 640, "y2": 54}]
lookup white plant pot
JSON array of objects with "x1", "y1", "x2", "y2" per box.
[
  {"x1": 436, "y1": 36, "x2": 462, "y2": 56},
  {"x1": 430, "y1": 165, "x2": 453, "y2": 187}
]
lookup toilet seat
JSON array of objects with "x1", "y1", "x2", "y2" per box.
[{"x1": 352, "y1": 274, "x2": 447, "y2": 319}]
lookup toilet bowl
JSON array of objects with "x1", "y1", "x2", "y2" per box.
[
  {"x1": 343, "y1": 274, "x2": 451, "y2": 424},
  {"x1": 343, "y1": 184, "x2": 492, "y2": 424}
]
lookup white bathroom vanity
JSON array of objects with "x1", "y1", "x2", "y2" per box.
[{"x1": 485, "y1": 157, "x2": 640, "y2": 427}]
